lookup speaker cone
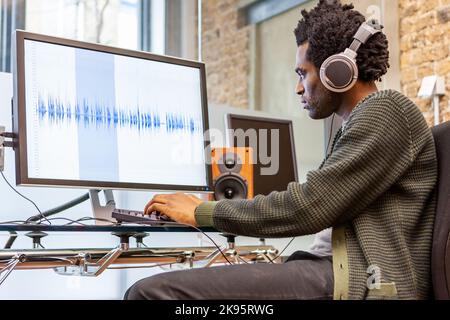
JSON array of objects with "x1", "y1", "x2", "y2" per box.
[{"x1": 213, "y1": 173, "x2": 248, "y2": 200}]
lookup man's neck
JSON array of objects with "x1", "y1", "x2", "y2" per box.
[{"x1": 336, "y1": 82, "x2": 379, "y2": 121}]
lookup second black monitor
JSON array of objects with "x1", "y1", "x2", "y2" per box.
[{"x1": 226, "y1": 114, "x2": 298, "y2": 196}]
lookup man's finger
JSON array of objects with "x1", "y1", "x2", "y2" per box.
[
  {"x1": 144, "y1": 194, "x2": 169, "y2": 213},
  {"x1": 145, "y1": 203, "x2": 167, "y2": 216}
]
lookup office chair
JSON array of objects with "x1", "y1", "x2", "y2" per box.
[{"x1": 431, "y1": 121, "x2": 450, "y2": 300}]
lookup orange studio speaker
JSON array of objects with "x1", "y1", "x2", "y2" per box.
[{"x1": 211, "y1": 147, "x2": 253, "y2": 200}]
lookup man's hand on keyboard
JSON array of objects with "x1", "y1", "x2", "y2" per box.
[{"x1": 144, "y1": 193, "x2": 204, "y2": 227}]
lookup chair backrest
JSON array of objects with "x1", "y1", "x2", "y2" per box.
[{"x1": 431, "y1": 121, "x2": 450, "y2": 300}]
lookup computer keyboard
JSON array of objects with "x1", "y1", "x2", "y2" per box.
[{"x1": 112, "y1": 208, "x2": 175, "y2": 225}]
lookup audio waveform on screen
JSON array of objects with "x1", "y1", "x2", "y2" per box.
[{"x1": 36, "y1": 96, "x2": 201, "y2": 133}]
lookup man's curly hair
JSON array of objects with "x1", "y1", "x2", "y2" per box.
[{"x1": 294, "y1": 0, "x2": 390, "y2": 82}]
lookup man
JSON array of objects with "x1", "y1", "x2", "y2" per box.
[{"x1": 125, "y1": 0, "x2": 437, "y2": 300}]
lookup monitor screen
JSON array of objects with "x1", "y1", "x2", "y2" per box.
[
  {"x1": 13, "y1": 31, "x2": 212, "y2": 192},
  {"x1": 227, "y1": 114, "x2": 298, "y2": 196}
]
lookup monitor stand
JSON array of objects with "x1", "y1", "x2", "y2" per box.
[{"x1": 89, "y1": 190, "x2": 116, "y2": 225}]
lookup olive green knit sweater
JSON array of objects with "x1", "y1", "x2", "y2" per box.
[{"x1": 195, "y1": 90, "x2": 437, "y2": 300}]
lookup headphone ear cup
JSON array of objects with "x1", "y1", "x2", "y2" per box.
[{"x1": 320, "y1": 54, "x2": 358, "y2": 93}]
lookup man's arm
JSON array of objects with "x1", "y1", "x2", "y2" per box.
[{"x1": 195, "y1": 98, "x2": 413, "y2": 238}]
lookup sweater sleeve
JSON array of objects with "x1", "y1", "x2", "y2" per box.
[
  {"x1": 195, "y1": 201, "x2": 216, "y2": 227},
  {"x1": 205, "y1": 96, "x2": 414, "y2": 238}
]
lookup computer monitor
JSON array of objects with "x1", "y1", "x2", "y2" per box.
[
  {"x1": 226, "y1": 114, "x2": 298, "y2": 196},
  {"x1": 12, "y1": 30, "x2": 212, "y2": 193}
]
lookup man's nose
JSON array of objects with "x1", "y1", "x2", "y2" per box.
[{"x1": 296, "y1": 81, "x2": 304, "y2": 96}]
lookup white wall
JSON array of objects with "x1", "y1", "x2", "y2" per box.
[{"x1": 0, "y1": 72, "x2": 314, "y2": 299}]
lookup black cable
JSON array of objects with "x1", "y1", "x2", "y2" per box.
[
  {"x1": 66, "y1": 218, "x2": 233, "y2": 265},
  {"x1": 263, "y1": 254, "x2": 274, "y2": 264},
  {"x1": 42, "y1": 217, "x2": 116, "y2": 226},
  {"x1": 4, "y1": 231, "x2": 17, "y2": 249},
  {"x1": 119, "y1": 220, "x2": 234, "y2": 265},
  {"x1": 60, "y1": 216, "x2": 234, "y2": 265},
  {"x1": 26, "y1": 193, "x2": 91, "y2": 223},
  {"x1": 75, "y1": 217, "x2": 117, "y2": 223},
  {"x1": 64, "y1": 217, "x2": 118, "y2": 225},
  {"x1": 0, "y1": 220, "x2": 27, "y2": 225},
  {"x1": 171, "y1": 224, "x2": 234, "y2": 265},
  {"x1": 325, "y1": 114, "x2": 336, "y2": 157},
  {"x1": 39, "y1": 217, "x2": 89, "y2": 226},
  {"x1": 0, "y1": 171, "x2": 51, "y2": 225},
  {"x1": 36, "y1": 214, "x2": 233, "y2": 265},
  {"x1": 272, "y1": 237, "x2": 296, "y2": 262}
]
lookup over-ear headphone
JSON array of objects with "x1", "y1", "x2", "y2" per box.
[{"x1": 319, "y1": 19, "x2": 383, "y2": 93}]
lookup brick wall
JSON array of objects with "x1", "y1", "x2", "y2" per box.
[
  {"x1": 399, "y1": 0, "x2": 450, "y2": 125},
  {"x1": 202, "y1": 0, "x2": 250, "y2": 108}
]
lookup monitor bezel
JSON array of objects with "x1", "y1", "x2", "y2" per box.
[
  {"x1": 12, "y1": 30, "x2": 213, "y2": 193},
  {"x1": 226, "y1": 113, "x2": 299, "y2": 184}
]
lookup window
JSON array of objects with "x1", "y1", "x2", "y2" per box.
[
  {"x1": 25, "y1": 0, "x2": 140, "y2": 49},
  {"x1": 0, "y1": 0, "x2": 141, "y2": 72},
  {"x1": 0, "y1": 0, "x2": 199, "y2": 72}
]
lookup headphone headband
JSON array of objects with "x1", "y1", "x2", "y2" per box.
[{"x1": 349, "y1": 19, "x2": 383, "y2": 53}]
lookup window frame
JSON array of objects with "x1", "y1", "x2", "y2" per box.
[{"x1": 0, "y1": 0, "x2": 26, "y2": 72}]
